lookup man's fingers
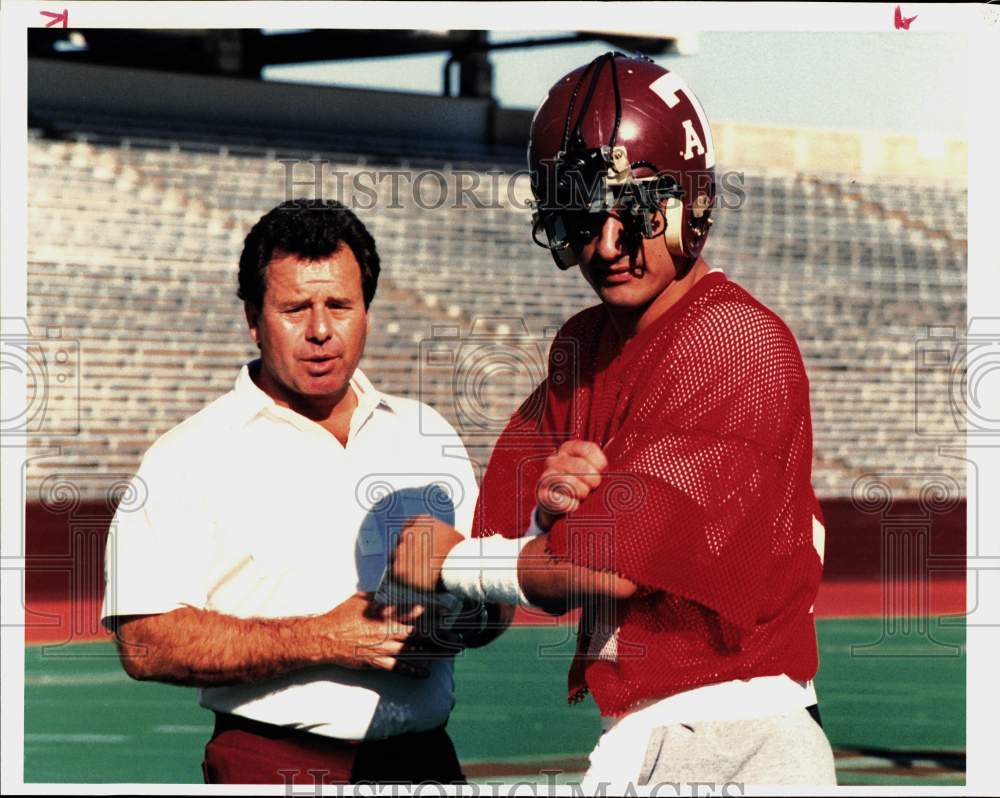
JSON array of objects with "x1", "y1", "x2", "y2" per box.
[
  {"x1": 381, "y1": 603, "x2": 425, "y2": 622},
  {"x1": 557, "y1": 456, "x2": 604, "y2": 488},
  {"x1": 376, "y1": 638, "x2": 408, "y2": 656},
  {"x1": 369, "y1": 653, "x2": 430, "y2": 678},
  {"x1": 369, "y1": 655, "x2": 397, "y2": 672},
  {"x1": 393, "y1": 659, "x2": 430, "y2": 678},
  {"x1": 386, "y1": 622, "x2": 416, "y2": 640},
  {"x1": 397, "y1": 604, "x2": 426, "y2": 624},
  {"x1": 560, "y1": 439, "x2": 608, "y2": 472},
  {"x1": 537, "y1": 437, "x2": 611, "y2": 516},
  {"x1": 373, "y1": 655, "x2": 427, "y2": 677},
  {"x1": 365, "y1": 621, "x2": 415, "y2": 642},
  {"x1": 538, "y1": 475, "x2": 591, "y2": 511},
  {"x1": 538, "y1": 491, "x2": 581, "y2": 515}
]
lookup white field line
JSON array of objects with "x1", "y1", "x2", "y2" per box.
[
  {"x1": 151, "y1": 725, "x2": 212, "y2": 734},
  {"x1": 25, "y1": 733, "x2": 129, "y2": 743},
  {"x1": 25, "y1": 672, "x2": 129, "y2": 686}
]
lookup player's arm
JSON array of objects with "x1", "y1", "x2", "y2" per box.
[
  {"x1": 109, "y1": 592, "x2": 429, "y2": 687},
  {"x1": 390, "y1": 517, "x2": 636, "y2": 617},
  {"x1": 391, "y1": 441, "x2": 637, "y2": 616},
  {"x1": 516, "y1": 531, "x2": 637, "y2": 615},
  {"x1": 521, "y1": 439, "x2": 638, "y2": 612}
]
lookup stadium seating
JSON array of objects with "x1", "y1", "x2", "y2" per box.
[{"x1": 24, "y1": 127, "x2": 967, "y2": 500}]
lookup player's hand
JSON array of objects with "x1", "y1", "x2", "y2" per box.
[
  {"x1": 535, "y1": 439, "x2": 608, "y2": 531},
  {"x1": 389, "y1": 515, "x2": 464, "y2": 594},
  {"x1": 311, "y1": 591, "x2": 430, "y2": 677}
]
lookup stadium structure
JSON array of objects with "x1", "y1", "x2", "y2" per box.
[{"x1": 17, "y1": 29, "x2": 968, "y2": 786}]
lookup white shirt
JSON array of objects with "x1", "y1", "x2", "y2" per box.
[{"x1": 101, "y1": 362, "x2": 478, "y2": 740}]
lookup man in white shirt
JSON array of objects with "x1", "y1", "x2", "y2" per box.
[{"x1": 102, "y1": 199, "x2": 504, "y2": 785}]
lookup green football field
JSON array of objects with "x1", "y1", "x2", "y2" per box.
[{"x1": 23, "y1": 618, "x2": 965, "y2": 786}]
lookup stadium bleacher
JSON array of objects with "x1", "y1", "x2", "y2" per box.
[{"x1": 25, "y1": 128, "x2": 967, "y2": 500}]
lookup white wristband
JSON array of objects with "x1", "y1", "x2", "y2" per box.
[{"x1": 441, "y1": 535, "x2": 533, "y2": 607}]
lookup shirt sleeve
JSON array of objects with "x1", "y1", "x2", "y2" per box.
[
  {"x1": 415, "y1": 403, "x2": 480, "y2": 539},
  {"x1": 100, "y1": 442, "x2": 213, "y2": 625},
  {"x1": 545, "y1": 303, "x2": 814, "y2": 634},
  {"x1": 449, "y1": 443, "x2": 479, "y2": 540}
]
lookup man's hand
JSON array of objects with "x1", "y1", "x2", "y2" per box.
[
  {"x1": 389, "y1": 515, "x2": 465, "y2": 594},
  {"x1": 309, "y1": 591, "x2": 430, "y2": 677},
  {"x1": 111, "y1": 591, "x2": 437, "y2": 687},
  {"x1": 535, "y1": 439, "x2": 609, "y2": 531}
]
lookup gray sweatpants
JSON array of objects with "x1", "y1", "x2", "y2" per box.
[{"x1": 637, "y1": 707, "x2": 837, "y2": 786}]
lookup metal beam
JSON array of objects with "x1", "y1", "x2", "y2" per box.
[{"x1": 28, "y1": 29, "x2": 679, "y2": 94}]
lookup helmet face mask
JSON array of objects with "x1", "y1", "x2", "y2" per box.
[
  {"x1": 528, "y1": 52, "x2": 716, "y2": 271},
  {"x1": 532, "y1": 189, "x2": 683, "y2": 271}
]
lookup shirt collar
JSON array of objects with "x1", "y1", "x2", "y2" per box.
[
  {"x1": 231, "y1": 360, "x2": 395, "y2": 431},
  {"x1": 350, "y1": 364, "x2": 396, "y2": 417}
]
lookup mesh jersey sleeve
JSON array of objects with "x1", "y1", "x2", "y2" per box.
[
  {"x1": 546, "y1": 297, "x2": 813, "y2": 634},
  {"x1": 473, "y1": 307, "x2": 601, "y2": 540}
]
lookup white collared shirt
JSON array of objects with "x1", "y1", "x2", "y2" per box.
[{"x1": 101, "y1": 362, "x2": 478, "y2": 740}]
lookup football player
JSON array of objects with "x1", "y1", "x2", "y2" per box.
[{"x1": 391, "y1": 52, "x2": 836, "y2": 788}]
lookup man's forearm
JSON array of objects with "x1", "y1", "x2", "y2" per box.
[
  {"x1": 517, "y1": 534, "x2": 637, "y2": 615},
  {"x1": 113, "y1": 606, "x2": 329, "y2": 687},
  {"x1": 391, "y1": 516, "x2": 637, "y2": 615}
]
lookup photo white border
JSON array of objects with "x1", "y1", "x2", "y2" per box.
[{"x1": 2, "y1": 2, "x2": 996, "y2": 795}]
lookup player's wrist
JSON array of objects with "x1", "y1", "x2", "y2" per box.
[
  {"x1": 533, "y1": 505, "x2": 558, "y2": 533},
  {"x1": 440, "y1": 536, "x2": 533, "y2": 607}
]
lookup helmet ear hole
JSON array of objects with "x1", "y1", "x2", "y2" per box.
[{"x1": 691, "y1": 207, "x2": 712, "y2": 243}]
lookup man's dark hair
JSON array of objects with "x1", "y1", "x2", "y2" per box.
[{"x1": 238, "y1": 199, "x2": 380, "y2": 310}]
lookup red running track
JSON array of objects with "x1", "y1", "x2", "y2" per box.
[{"x1": 22, "y1": 578, "x2": 966, "y2": 646}]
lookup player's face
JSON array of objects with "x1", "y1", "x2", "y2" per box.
[
  {"x1": 572, "y1": 209, "x2": 678, "y2": 310},
  {"x1": 246, "y1": 247, "x2": 368, "y2": 407}
]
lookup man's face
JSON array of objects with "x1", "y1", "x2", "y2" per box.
[
  {"x1": 246, "y1": 247, "x2": 368, "y2": 405},
  {"x1": 572, "y1": 209, "x2": 678, "y2": 310}
]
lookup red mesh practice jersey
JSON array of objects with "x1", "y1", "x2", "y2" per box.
[{"x1": 474, "y1": 271, "x2": 824, "y2": 716}]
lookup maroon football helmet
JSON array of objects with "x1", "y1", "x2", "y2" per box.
[{"x1": 528, "y1": 52, "x2": 716, "y2": 270}]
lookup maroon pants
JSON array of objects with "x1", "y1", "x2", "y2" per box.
[{"x1": 202, "y1": 712, "x2": 466, "y2": 785}]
